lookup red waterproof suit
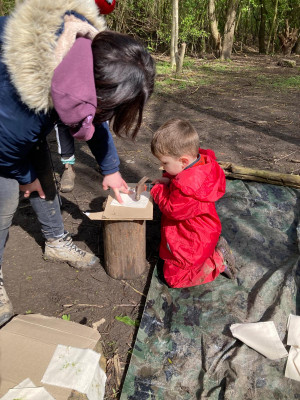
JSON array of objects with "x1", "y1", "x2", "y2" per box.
[{"x1": 151, "y1": 148, "x2": 226, "y2": 288}]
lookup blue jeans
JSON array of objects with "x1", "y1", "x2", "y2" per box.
[{"x1": 0, "y1": 175, "x2": 64, "y2": 265}]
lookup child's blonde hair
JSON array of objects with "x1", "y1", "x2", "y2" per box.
[{"x1": 151, "y1": 118, "x2": 200, "y2": 158}]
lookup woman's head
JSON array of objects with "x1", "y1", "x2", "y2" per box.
[{"x1": 92, "y1": 31, "x2": 155, "y2": 139}]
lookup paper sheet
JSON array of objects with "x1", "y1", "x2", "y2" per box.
[
  {"x1": 41, "y1": 345, "x2": 106, "y2": 400},
  {"x1": 110, "y1": 190, "x2": 150, "y2": 208},
  {"x1": 1, "y1": 378, "x2": 55, "y2": 400},
  {"x1": 230, "y1": 321, "x2": 288, "y2": 360}
]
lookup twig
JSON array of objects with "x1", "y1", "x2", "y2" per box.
[
  {"x1": 274, "y1": 150, "x2": 297, "y2": 163},
  {"x1": 121, "y1": 280, "x2": 146, "y2": 297},
  {"x1": 291, "y1": 159, "x2": 300, "y2": 163},
  {"x1": 190, "y1": 86, "x2": 201, "y2": 94},
  {"x1": 62, "y1": 303, "x2": 105, "y2": 309},
  {"x1": 170, "y1": 77, "x2": 196, "y2": 83}
]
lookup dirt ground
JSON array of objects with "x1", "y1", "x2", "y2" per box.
[{"x1": 2, "y1": 53, "x2": 300, "y2": 399}]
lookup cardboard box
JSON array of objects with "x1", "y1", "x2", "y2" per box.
[
  {"x1": 0, "y1": 314, "x2": 103, "y2": 399},
  {"x1": 86, "y1": 185, "x2": 153, "y2": 221}
]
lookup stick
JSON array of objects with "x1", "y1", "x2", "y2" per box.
[
  {"x1": 121, "y1": 280, "x2": 146, "y2": 297},
  {"x1": 170, "y1": 77, "x2": 196, "y2": 83},
  {"x1": 219, "y1": 162, "x2": 300, "y2": 189}
]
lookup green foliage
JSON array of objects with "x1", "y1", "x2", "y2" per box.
[
  {"x1": 115, "y1": 315, "x2": 139, "y2": 327},
  {"x1": 257, "y1": 74, "x2": 300, "y2": 89},
  {"x1": 0, "y1": 0, "x2": 15, "y2": 16},
  {"x1": 62, "y1": 314, "x2": 71, "y2": 321}
]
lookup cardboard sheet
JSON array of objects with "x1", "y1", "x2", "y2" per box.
[{"x1": 0, "y1": 314, "x2": 102, "y2": 400}]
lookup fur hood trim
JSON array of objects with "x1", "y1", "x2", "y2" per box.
[{"x1": 2, "y1": 0, "x2": 106, "y2": 112}]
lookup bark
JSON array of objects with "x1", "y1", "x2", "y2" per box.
[
  {"x1": 294, "y1": 39, "x2": 300, "y2": 55},
  {"x1": 103, "y1": 220, "x2": 147, "y2": 280},
  {"x1": 258, "y1": 0, "x2": 267, "y2": 53},
  {"x1": 219, "y1": 162, "x2": 300, "y2": 189},
  {"x1": 278, "y1": 20, "x2": 299, "y2": 56},
  {"x1": 175, "y1": 42, "x2": 186, "y2": 75},
  {"x1": 170, "y1": 0, "x2": 179, "y2": 68},
  {"x1": 266, "y1": 0, "x2": 278, "y2": 54},
  {"x1": 221, "y1": 0, "x2": 239, "y2": 60},
  {"x1": 208, "y1": 0, "x2": 222, "y2": 57}
]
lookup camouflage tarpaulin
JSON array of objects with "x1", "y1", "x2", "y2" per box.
[{"x1": 120, "y1": 180, "x2": 300, "y2": 400}]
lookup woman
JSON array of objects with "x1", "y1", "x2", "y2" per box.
[{"x1": 0, "y1": 0, "x2": 155, "y2": 325}]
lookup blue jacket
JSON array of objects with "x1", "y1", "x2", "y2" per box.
[{"x1": 0, "y1": 10, "x2": 119, "y2": 185}]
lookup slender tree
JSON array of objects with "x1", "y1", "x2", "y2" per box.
[{"x1": 171, "y1": 0, "x2": 179, "y2": 68}]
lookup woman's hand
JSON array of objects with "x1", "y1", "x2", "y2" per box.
[
  {"x1": 102, "y1": 171, "x2": 129, "y2": 203},
  {"x1": 19, "y1": 178, "x2": 46, "y2": 199}
]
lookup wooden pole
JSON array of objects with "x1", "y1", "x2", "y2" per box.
[{"x1": 103, "y1": 220, "x2": 147, "y2": 280}]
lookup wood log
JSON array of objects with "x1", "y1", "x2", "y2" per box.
[
  {"x1": 103, "y1": 220, "x2": 147, "y2": 280},
  {"x1": 219, "y1": 162, "x2": 300, "y2": 189}
]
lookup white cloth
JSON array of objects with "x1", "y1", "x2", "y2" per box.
[
  {"x1": 287, "y1": 314, "x2": 300, "y2": 347},
  {"x1": 285, "y1": 346, "x2": 300, "y2": 381},
  {"x1": 41, "y1": 345, "x2": 106, "y2": 400},
  {"x1": 285, "y1": 314, "x2": 300, "y2": 382},
  {"x1": 111, "y1": 190, "x2": 150, "y2": 208},
  {"x1": 230, "y1": 321, "x2": 288, "y2": 360},
  {"x1": 1, "y1": 378, "x2": 55, "y2": 400}
]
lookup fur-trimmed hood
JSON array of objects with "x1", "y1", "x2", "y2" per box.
[{"x1": 2, "y1": 0, "x2": 106, "y2": 112}]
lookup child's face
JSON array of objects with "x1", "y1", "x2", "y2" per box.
[{"x1": 158, "y1": 155, "x2": 185, "y2": 176}]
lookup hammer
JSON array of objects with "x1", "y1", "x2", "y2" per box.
[{"x1": 135, "y1": 176, "x2": 150, "y2": 200}]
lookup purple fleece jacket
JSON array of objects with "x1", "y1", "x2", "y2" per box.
[{"x1": 51, "y1": 37, "x2": 96, "y2": 141}]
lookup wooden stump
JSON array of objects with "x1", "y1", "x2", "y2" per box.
[{"x1": 103, "y1": 220, "x2": 147, "y2": 280}]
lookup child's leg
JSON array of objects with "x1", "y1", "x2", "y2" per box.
[
  {"x1": 163, "y1": 249, "x2": 225, "y2": 288},
  {"x1": 215, "y1": 236, "x2": 236, "y2": 279},
  {"x1": 55, "y1": 122, "x2": 76, "y2": 192}
]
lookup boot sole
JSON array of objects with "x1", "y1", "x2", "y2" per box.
[{"x1": 43, "y1": 255, "x2": 99, "y2": 270}]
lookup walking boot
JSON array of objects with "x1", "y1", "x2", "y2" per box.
[
  {"x1": 0, "y1": 270, "x2": 13, "y2": 326},
  {"x1": 216, "y1": 236, "x2": 237, "y2": 279},
  {"x1": 44, "y1": 233, "x2": 99, "y2": 269},
  {"x1": 60, "y1": 164, "x2": 75, "y2": 192}
]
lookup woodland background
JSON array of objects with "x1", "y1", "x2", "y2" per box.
[{"x1": 1, "y1": 0, "x2": 300, "y2": 61}]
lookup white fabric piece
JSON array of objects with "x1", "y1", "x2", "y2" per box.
[
  {"x1": 14, "y1": 378, "x2": 36, "y2": 388},
  {"x1": 287, "y1": 314, "x2": 300, "y2": 347},
  {"x1": 111, "y1": 190, "x2": 150, "y2": 208},
  {"x1": 41, "y1": 345, "x2": 106, "y2": 400},
  {"x1": 285, "y1": 346, "x2": 300, "y2": 381},
  {"x1": 230, "y1": 321, "x2": 288, "y2": 360},
  {"x1": 1, "y1": 379, "x2": 55, "y2": 400}
]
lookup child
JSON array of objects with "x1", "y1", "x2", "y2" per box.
[{"x1": 150, "y1": 118, "x2": 236, "y2": 288}]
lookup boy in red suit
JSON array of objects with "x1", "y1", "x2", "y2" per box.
[{"x1": 150, "y1": 118, "x2": 236, "y2": 288}]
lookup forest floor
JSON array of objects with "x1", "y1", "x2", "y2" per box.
[{"x1": 2, "y1": 52, "x2": 300, "y2": 399}]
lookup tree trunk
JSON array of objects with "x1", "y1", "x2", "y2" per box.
[
  {"x1": 208, "y1": 0, "x2": 222, "y2": 57},
  {"x1": 170, "y1": 0, "x2": 179, "y2": 68},
  {"x1": 258, "y1": 0, "x2": 267, "y2": 53},
  {"x1": 103, "y1": 220, "x2": 147, "y2": 280},
  {"x1": 278, "y1": 20, "x2": 299, "y2": 56},
  {"x1": 294, "y1": 39, "x2": 300, "y2": 55},
  {"x1": 221, "y1": 0, "x2": 239, "y2": 60},
  {"x1": 266, "y1": 0, "x2": 278, "y2": 54},
  {"x1": 175, "y1": 42, "x2": 186, "y2": 75}
]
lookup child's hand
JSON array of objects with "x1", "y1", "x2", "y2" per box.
[{"x1": 152, "y1": 177, "x2": 170, "y2": 185}]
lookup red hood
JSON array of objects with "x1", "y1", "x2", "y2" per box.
[{"x1": 169, "y1": 148, "x2": 225, "y2": 202}]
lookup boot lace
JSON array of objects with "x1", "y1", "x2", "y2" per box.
[{"x1": 60, "y1": 234, "x2": 86, "y2": 256}]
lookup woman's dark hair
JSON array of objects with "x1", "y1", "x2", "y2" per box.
[{"x1": 91, "y1": 31, "x2": 156, "y2": 139}]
